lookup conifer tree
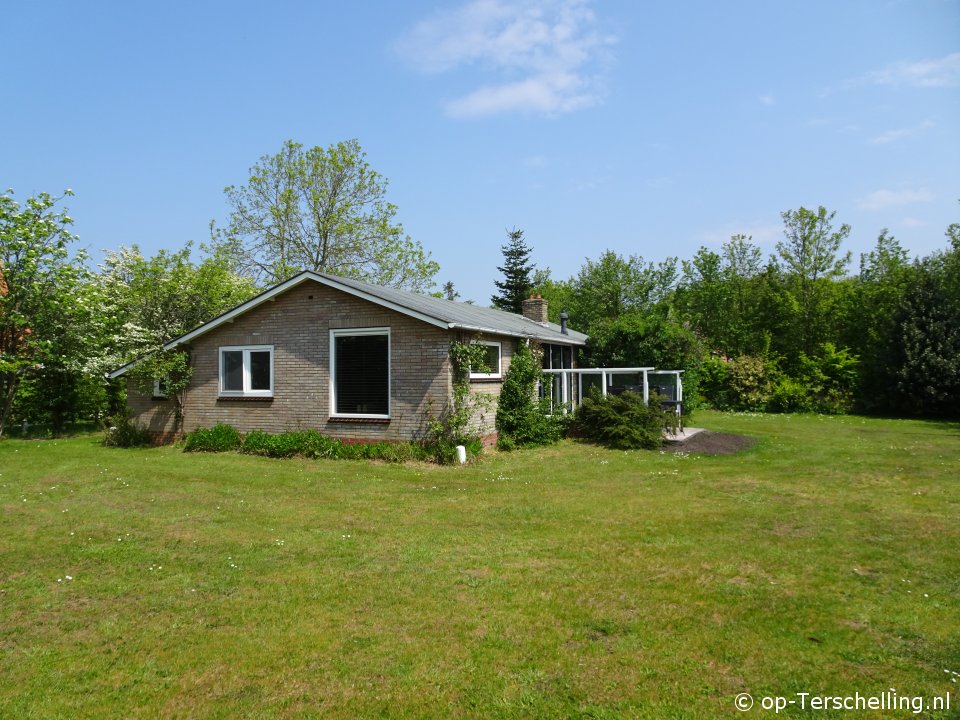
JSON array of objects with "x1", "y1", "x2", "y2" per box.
[{"x1": 491, "y1": 228, "x2": 535, "y2": 313}]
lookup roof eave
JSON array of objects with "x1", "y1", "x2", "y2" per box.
[{"x1": 449, "y1": 322, "x2": 587, "y2": 345}]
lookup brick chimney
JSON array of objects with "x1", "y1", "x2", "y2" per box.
[{"x1": 521, "y1": 294, "x2": 548, "y2": 323}]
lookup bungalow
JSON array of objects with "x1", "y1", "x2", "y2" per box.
[{"x1": 109, "y1": 271, "x2": 586, "y2": 444}]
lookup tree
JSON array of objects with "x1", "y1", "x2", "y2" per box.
[
  {"x1": 441, "y1": 281, "x2": 460, "y2": 302},
  {"x1": 889, "y1": 254, "x2": 960, "y2": 417},
  {"x1": 531, "y1": 268, "x2": 574, "y2": 324},
  {"x1": 210, "y1": 139, "x2": 439, "y2": 291},
  {"x1": 569, "y1": 250, "x2": 677, "y2": 334},
  {"x1": 495, "y1": 341, "x2": 561, "y2": 448},
  {"x1": 0, "y1": 190, "x2": 91, "y2": 436},
  {"x1": 491, "y1": 228, "x2": 535, "y2": 313},
  {"x1": 98, "y1": 244, "x2": 258, "y2": 432},
  {"x1": 671, "y1": 235, "x2": 769, "y2": 357},
  {"x1": 848, "y1": 230, "x2": 911, "y2": 411},
  {"x1": 775, "y1": 206, "x2": 852, "y2": 356}
]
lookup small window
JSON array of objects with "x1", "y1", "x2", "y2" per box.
[
  {"x1": 219, "y1": 345, "x2": 274, "y2": 397},
  {"x1": 152, "y1": 379, "x2": 169, "y2": 398},
  {"x1": 470, "y1": 341, "x2": 502, "y2": 379},
  {"x1": 330, "y1": 328, "x2": 390, "y2": 418}
]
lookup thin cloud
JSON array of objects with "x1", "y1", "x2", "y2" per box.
[
  {"x1": 394, "y1": 0, "x2": 616, "y2": 118},
  {"x1": 758, "y1": 93, "x2": 775, "y2": 106},
  {"x1": 856, "y1": 188, "x2": 933, "y2": 211},
  {"x1": 863, "y1": 52, "x2": 960, "y2": 88},
  {"x1": 870, "y1": 121, "x2": 934, "y2": 145}
]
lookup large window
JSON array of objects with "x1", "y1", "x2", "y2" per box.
[
  {"x1": 470, "y1": 340, "x2": 502, "y2": 379},
  {"x1": 330, "y1": 328, "x2": 390, "y2": 418},
  {"x1": 219, "y1": 345, "x2": 274, "y2": 397}
]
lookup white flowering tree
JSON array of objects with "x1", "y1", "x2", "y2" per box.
[
  {"x1": 0, "y1": 189, "x2": 93, "y2": 436},
  {"x1": 97, "y1": 244, "x2": 258, "y2": 431}
]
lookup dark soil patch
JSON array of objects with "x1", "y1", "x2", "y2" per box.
[{"x1": 667, "y1": 430, "x2": 756, "y2": 455}]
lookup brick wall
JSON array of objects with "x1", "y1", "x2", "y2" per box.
[
  {"x1": 127, "y1": 281, "x2": 460, "y2": 442},
  {"x1": 464, "y1": 334, "x2": 515, "y2": 436}
]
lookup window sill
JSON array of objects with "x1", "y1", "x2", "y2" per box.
[
  {"x1": 328, "y1": 416, "x2": 391, "y2": 424},
  {"x1": 469, "y1": 377, "x2": 503, "y2": 384},
  {"x1": 217, "y1": 396, "x2": 275, "y2": 402}
]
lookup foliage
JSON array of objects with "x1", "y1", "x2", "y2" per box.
[
  {"x1": 572, "y1": 390, "x2": 668, "y2": 449},
  {"x1": 102, "y1": 414, "x2": 153, "y2": 448},
  {"x1": 586, "y1": 313, "x2": 705, "y2": 413},
  {"x1": 240, "y1": 429, "x2": 424, "y2": 462},
  {"x1": 673, "y1": 235, "x2": 768, "y2": 356},
  {"x1": 775, "y1": 206, "x2": 852, "y2": 358},
  {"x1": 183, "y1": 425, "x2": 429, "y2": 462},
  {"x1": 495, "y1": 341, "x2": 563, "y2": 449},
  {"x1": 0, "y1": 189, "x2": 99, "y2": 436},
  {"x1": 798, "y1": 343, "x2": 860, "y2": 414},
  {"x1": 420, "y1": 341, "x2": 490, "y2": 463},
  {"x1": 569, "y1": 250, "x2": 677, "y2": 332},
  {"x1": 97, "y1": 244, "x2": 258, "y2": 432},
  {"x1": 888, "y1": 253, "x2": 960, "y2": 417},
  {"x1": 849, "y1": 230, "x2": 912, "y2": 412},
  {"x1": 491, "y1": 228, "x2": 535, "y2": 313},
  {"x1": 183, "y1": 423, "x2": 243, "y2": 452},
  {"x1": 767, "y1": 376, "x2": 814, "y2": 413},
  {"x1": 530, "y1": 268, "x2": 574, "y2": 323},
  {"x1": 209, "y1": 138, "x2": 438, "y2": 290},
  {"x1": 699, "y1": 355, "x2": 732, "y2": 409},
  {"x1": 726, "y1": 355, "x2": 776, "y2": 411},
  {"x1": 98, "y1": 244, "x2": 257, "y2": 367}
]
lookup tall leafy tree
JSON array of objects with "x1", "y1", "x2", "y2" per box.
[
  {"x1": 0, "y1": 190, "x2": 93, "y2": 435},
  {"x1": 672, "y1": 235, "x2": 769, "y2": 357},
  {"x1": 889, "y1": 252, "x2": 960, "y2": 417},
  {"x1": 775, "y1": 206, "x2": 852, "y2": 357},
  {"x1": 491, "y1": 228, "x2": 535, "y2": 313},
  {"x1": 846, "y1": 230, "x2": 912, "y2": 411},
  {"x1": 569, "y1": 250, "x2": 677, "y2": 334},
  {"x1": 210, "y1": 139, "x2": 439, "y2": 291},
  {"x1": 531, "y1": 268, "x2": 574, "y2": 323}
]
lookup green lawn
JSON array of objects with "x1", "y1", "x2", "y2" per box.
[{"x1": 1, "y1": 412, "x2": 958, "y2": 719}]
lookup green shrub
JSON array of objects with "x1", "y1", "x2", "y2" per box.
[
  {"x1": 420, "y1": 341, "x2": 488, "y2": 464},
  {"x1": 184, "y1": 425, "x2": 446, "y2": 463},
  {"x1": 496, "y1": 342, "x2": 564, "y2": 448},
  {"x1": 727, "y1": 354, "x2": 776, "y2": 410},
  {"x1": 799, "y1": 343, "x2": 859, "y2": 414},
  {"x1": 238, "y1": 429, "x2": 427, "y2": 462},
  {"x1": 572, "y1": 391, "x2": 669, "y2": 450},
  {"x1": 183, "y1": 423, "x2": 242, "y2": 452},
  {"x1": 103, "y1": 415, "x2": 152, "y2": 448},
  {"x1": 768, "y1": 376, "x2": 814, "y2": 413},
  {"x1": 699, "y1": 355, "x2": 732, "y2": 409}
]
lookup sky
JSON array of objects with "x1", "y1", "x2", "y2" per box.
[{"x1": 3, "y1": 0, "x2": 959, "y2": 305}]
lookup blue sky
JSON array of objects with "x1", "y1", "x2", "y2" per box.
[{"x1": 3, "y1": 0, "x2": 958, "y2": 304}]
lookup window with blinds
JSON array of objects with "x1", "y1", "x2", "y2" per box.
[{"x1": 331, "y1": 329, "x2": 390, "y2": 417}]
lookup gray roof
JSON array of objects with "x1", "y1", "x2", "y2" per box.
[
  {"x1": 315, "y1": 272, "x2": 588, "y2": 345},
  {"x1": 108, "y1": 270, "x2": 586, "y2": 378}
]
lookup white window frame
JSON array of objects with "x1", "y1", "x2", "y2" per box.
[
  {"x1": 329, "y1": 327, "x2": 391, "y2": 419},
  {"x1": 152, "y1": 379, "x2": 168, "y2": 398},
  {"x1": 219, "y1": 345, "x2": 274, "y2": 398},
  {"x1": 470, "y1": 340, "x2": 502, "y2": 380}
]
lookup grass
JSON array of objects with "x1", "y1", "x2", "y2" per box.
[{"x1": 1, "y1": 411, "x2": 958, "y2": 718}]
